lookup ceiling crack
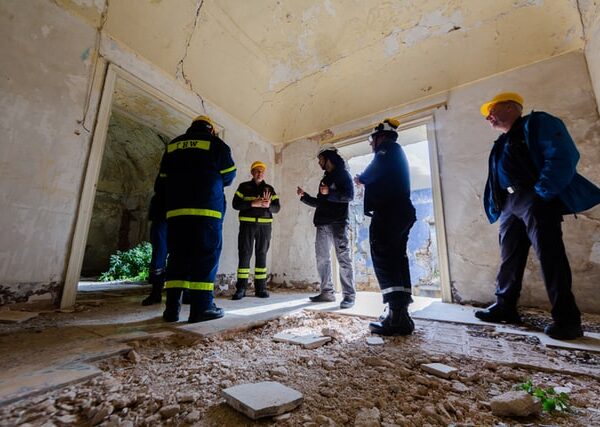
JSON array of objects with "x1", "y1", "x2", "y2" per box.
[{"x1": 176, "y1": 0, "x2": 207, "y2": 112}]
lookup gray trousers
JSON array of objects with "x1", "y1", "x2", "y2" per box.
[{"x1": 315, "y1": 223, "x2": 356, "y2": 298}]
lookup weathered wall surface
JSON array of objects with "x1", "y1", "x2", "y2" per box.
[
  {"x1": 581, "y1": 0, "x2": 600, "y2": 113},
  {"x1": 277, "y1": 51, "x2": 600, "y2": 313},
  {"x1": 81, "y1": 112, "x2": 166, "y2": 276},
  {"x1": 0, "y1": 1, "x2": 96, "y2": 304}
]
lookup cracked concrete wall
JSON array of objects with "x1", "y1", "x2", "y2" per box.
[
  {"x1": 0, "y1": 0, "x2": 97, "y2": 305},
  {"x1": 276, "y1": 51, "x2": 600, "y2": 313},
  {"x1": 580, "y1": 0, "x2": 600, "y2": 113}
]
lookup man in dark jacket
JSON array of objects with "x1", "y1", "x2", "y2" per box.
[
  {"x1": 476, "y1": 92, "x2": 600, "y2": 340},
  {"x1": 231, "y1": 160, "x2": 280, "y2": 300},
  {"x1": 158, "y1": 115, "x2": 236, "y2": 323},
  {"x1": 297, "y1": 144, "x2": 356, "y2": 309},
  {"x1": 355, "y1": 119, "x2": 417, "y2": 336},
  {"x1": 141, "y1": 168, "x2": 168, "y2": 306}
]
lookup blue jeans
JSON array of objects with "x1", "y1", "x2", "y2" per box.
[{"x1": 149, "y1": 219, "x2": 168, "y2": 274}]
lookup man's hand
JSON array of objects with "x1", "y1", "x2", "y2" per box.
[
  {"x1": 354, "y1": 174, "x2": 363, "y2": 186},
  {"x1": 296, "y1": 186, "x2": 305, "y2": 197},
  {"x1": 319, "y1": 182, "x2": 329, "y2": 195}
]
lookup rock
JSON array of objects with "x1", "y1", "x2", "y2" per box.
[
  {"x1": 176, "y1": 392, "x2": 196, "y2": 403},
  {"x1": 222, "y1": 381, "x2": 303, "y2": 420},
  {"x1": 55, "y1": 414, "x2": 78, "y2": 425},
  {"x1": 185, "y1": 410, "x2": 201, "y2": 423},
  {"x1": 366, "y1": 337, "x2": 384, "y2": 346},
  {"x1": 490, "y1": 391, "x2": 541, "y2": 417},
  {"x1": 420, "y1": 363, "x2": 457, "y2": 379},
  {"x1": 363, "y1": 357, "x2": 394, "y2": 368},
  {"x1": 159, "y1": 404, "x2": 180, "y2": 418},
  {"x1": 274, "y1": 413, "x2": 292, "y2": 422},
  {"x1": 270, "y1": 366, "x2": 289, "y2": 376},
  {"x1": 89, "y1": 404, "x2": 113, "y2": 426},
  {"x1": 319, "y1": 388, "x2": 336, "y2": 398},
  {"x1": 315, "y1": 414, "x2": 337, "y2": 426},
  {"x1": 451, "y1": 381, "x2": 469, "y2": 393},
  {"x1": 127, "y1": 350, "x2": 141, "y2": 363},
  {"x1": 354, "y1": 407, "x2": 381, "y2": 427}
]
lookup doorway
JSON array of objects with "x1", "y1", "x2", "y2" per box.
[
  {"x1": 337, "y1": 118, "x2": 451, "y2": 302},
  {"x1": 61, "y1": 63, "x2": 200, "y2": 308}
]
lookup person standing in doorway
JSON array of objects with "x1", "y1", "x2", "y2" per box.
[
  {"x1": 158, "y1": 115, "x2": 236, "y2": 323},
  {"x1": 297, "y1": 144, "x2": 356, "y2": 309},
  {"x1": 355, "y1": 119, "x2": 417, "y2": 335},
  {"x1": 476, "y1": 92, "x2": 600, "y2": 340},
  {"x1": 231, "y1": 161, "x2": 280, "y2": 300}
]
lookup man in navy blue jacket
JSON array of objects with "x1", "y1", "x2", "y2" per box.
[
  {"x1": 158, "y1": 115, "x2": 236, "y2": 323},
  {"x1": 297, "y1": 144, "x2": 356, "y2": 309},
  {"x1": 355, "y1": 119, "x2": 417, "y2": 335},
  {"x1": 476, "y1": 92, "x2": 600, "y2": 340}
]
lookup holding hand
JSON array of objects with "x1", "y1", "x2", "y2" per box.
[
  {"x1": 297, "y1": 186, "x2": 305, "y2": 197},
  {"x1": 319, "y1": 182, "x2": 329, "y2": 195}
]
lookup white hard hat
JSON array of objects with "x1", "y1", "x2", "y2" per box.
[{"x1": 317, "y1": 143, "x2": 337, "y2": 157}]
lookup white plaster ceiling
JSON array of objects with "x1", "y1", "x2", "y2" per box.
[{"x1": 61, "y1": 0, "x2": 584, "y2": 143}]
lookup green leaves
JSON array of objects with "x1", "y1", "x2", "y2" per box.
[
  {"x1": 518, "y1": 379, "x2": 570, "y2": 413},
  {"x1": 99, "y1": 242, "x2": 152, "y2": 282}
]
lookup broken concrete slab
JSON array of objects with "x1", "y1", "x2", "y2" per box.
[
  {"x1": 0, "y1": 310, "x2": 38, "y2": 323},
  {"x1": 222, "y1": 381, "x2": 303, "y2": 420},
  {"x1": 0, "y1": 363, "x2": 101, "y2": 406},
  {"x1": 105, "y1": 330, "x2": 175, "y2": 343},
  {"x1": 366, "y1": 336, "x2": 384, "y2": 346},
  {"x1": 421, "y1": 363, "x2": 458, "y2": 379},
  {"x1": 273, "y1": 332, "x2": 331, "y2": 349},
  {"x1": 495, "y1": 326, "x2": 600, "y2": 353}
]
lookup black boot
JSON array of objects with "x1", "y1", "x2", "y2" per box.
[
  {"x1": 232, "y1": 282, "x2": 246, "y2": 300},
  {"x1": 163, "y1": 288, "x2": 182, "y2": 322},
  {"x1": 474, "y1": 303, "x2": 522, "y2": 324},
  {"x1": 189, "y1": 302, "x2": 225, "y2": 323},
  {"x1": 254, "y1": 281, "x2": 269, "y2": 298},
  {"x1": 141, "y1": 272, "x2": 164, "y2": 306},
  {"x1": 369, "y1": 306, "x2": 414, "y2": 336}
]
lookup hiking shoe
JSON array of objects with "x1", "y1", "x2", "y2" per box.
[
  {"x1": 474, "y1": 303, "x2": 522, "y2": 324},
  {"x1": 309, "y1": 293, "x2": 336, "y2": 303},
  {"x1": 188, "y1": 304, "x2": 225, "y2": 323},
  {"x1": 544, "y1": 322, "x2": 583, "y2": 340},
  {"x1": 340, "y1": 297, "x2": 355, "y2": 309}
]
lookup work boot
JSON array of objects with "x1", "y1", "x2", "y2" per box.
[
  {"x1": 254, "y1": 282, "x2": 269, "y2": 298},
  {"x1": 188, "y1": 303, "x2": 225, "y2": 323},
  {"x1": 474, "y1": 303, "x2": 522, "y2": 324},
  {"x1": 162, "y1": 289, "x2": 182, "y2": 323},
  {"x1": 142, "y1": 271, "x2": 165, "y2": 306},
  {"x1": 309, "y1": 292, "x2": 336, "y2": 302},
  {"x1": 544, "y1": 322, "x2": 584, "y2": 340},
  {"x1": 369, "y1": 306, "x2": 414, "y2": 336},
  {"x1": 339, "y1": 296, "x2": 355, "y2": 309},
  {"x1": 232, "y1": 283, "x2": 246, "y2": 300}
]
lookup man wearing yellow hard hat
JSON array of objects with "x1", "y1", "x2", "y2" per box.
[
  {"x1": 231, "y1": 161, "x2": 280, "y2": 299},
  {"x1": 476, "y1": 92, "x2": 600, "y2": 340},
  {"x1": 159, "y1": 115, "x2": 236, "y2": 323}
]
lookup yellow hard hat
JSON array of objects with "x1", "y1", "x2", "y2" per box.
[
  {"x1": 250, "y1": 161, "x2": 267, "y2": 172},
  {"x1": 192, "y1": 115, "x2": 216, "y2": 134},
  {"x1": 480, "y1": 92, "x2": 524, "y2": 117}
]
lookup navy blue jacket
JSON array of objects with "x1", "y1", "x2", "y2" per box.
[
  {"x1": 301, "y1": 166, "x2": 354, "y2": 225},
  {"x1": 358, "y1": 136, "x2": 412, "y2": 216},
  {"x1": 484, "y1": 111, "x2": 600, "y2": 223},
  {"x1": 158, "y1": 122, "x2": 236, "y2": 221}
]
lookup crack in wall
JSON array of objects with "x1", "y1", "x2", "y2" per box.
[{"x1": 175, "y1": 0, "x2": 206, "y2": 112}]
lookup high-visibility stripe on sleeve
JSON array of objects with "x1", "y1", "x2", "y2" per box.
[
  {"x1": 164, "y1": 280, "x2": 214, "y2": 291},
  {"x1": 167, "y1": 139, "x2": 211, "y2": 153},
  {"x1": 235, "y1": 191, "x2": 244, "y2": 198},
  {"x1": 159, "y1": 173, "x2": 167, "y2": 178},
  {"x1": 271, "y1": 195, "x2": 279, "y2": 200},
  {"x1": 167, "y1": 208, "x2": 222, "y2": 219},
  {"x1": 220, "y1": 165, "x2": 236, "y2": 174},
  {"x1": 244, "y1": 196, "x2": 257, "y2": 201}
]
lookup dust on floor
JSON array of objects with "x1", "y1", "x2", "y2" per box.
[{"x1": 1, "y1": 310, "x2": 599, "y2": 426}]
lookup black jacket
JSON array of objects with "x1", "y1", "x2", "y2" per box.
[
  {"x1": 232, "y1": 180, "x2": 280, "y2": 221},
  {"x1": 301, "y1": 166, "x2": 354, "y2": 225}
]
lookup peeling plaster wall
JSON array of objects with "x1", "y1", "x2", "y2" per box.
[
  {"x1": 580, "y1": 0, "x2": 600, "y2": 112},
  {"x1": 277, "y1": 52, "x2": 600, "y2": 313},
  {"x1": 0, "y1": 0, "x2": 96, "y2": 305}
]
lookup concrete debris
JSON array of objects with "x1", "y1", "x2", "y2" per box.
[
  {"x1": 176, "y1": 392, "x2": 196, "y2": 403},
  {"x1": 159, "y1": 404, "x2": 180, "y2": 418},
  {"x1": 185, "y1": 410, "x2": 201, "y2": 423},
  {"x1": 490, "y1": 390, "x2": 542, "y2": 417},
  {"x1": 222, "y1": 381, "x2": 303, "y2": 419},
  {"x1": 273, "y1": 332, "x2": 332, "y2": 349},
  {"x1": 354, "y1": 407, "x2": 381, "y2": 427},
  {"x1": 127, "y1": 350, "x2": 141, "y2": 363},
  {"x1": 421, "y1": 362, "x2": 458, "y2": 379},
  {"x1": 366, "y1": 336, "x2": 384, "y2": 346}
]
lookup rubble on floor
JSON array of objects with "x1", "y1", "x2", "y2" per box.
[{"x1": 0, "y1": 311, "x2": 599, "y2": 426}]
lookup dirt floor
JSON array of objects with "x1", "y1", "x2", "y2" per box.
[{"x1": 1, "y1": 302, "x2": 600, "y2": 426}]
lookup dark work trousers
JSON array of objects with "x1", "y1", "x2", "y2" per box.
[
  {"x1": 149, "y1": 219, "x2": 168, "y2": 278},
  {"x1": 315, "y1": 223, "x2": 356, "y2": 298},
  {"x1": 369, "y1": 207, "x2": 416, "y2": 308},
  {"x1": 496, "y1": 189, "x2": 581, "y2": 325},
  {"x1": 236, "y1": 222, "x2": 272, "y2": 288},
  {"x1": 165, "y1": 216, "x2": 223, "y2": 316}
]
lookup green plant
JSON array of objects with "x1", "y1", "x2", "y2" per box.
[
  {"x1": 99, "y1": 241, "x2": 152, "y2": 282},
  {"x1": 519, "y1": 379, "x2": 571, "y2": 413}
]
